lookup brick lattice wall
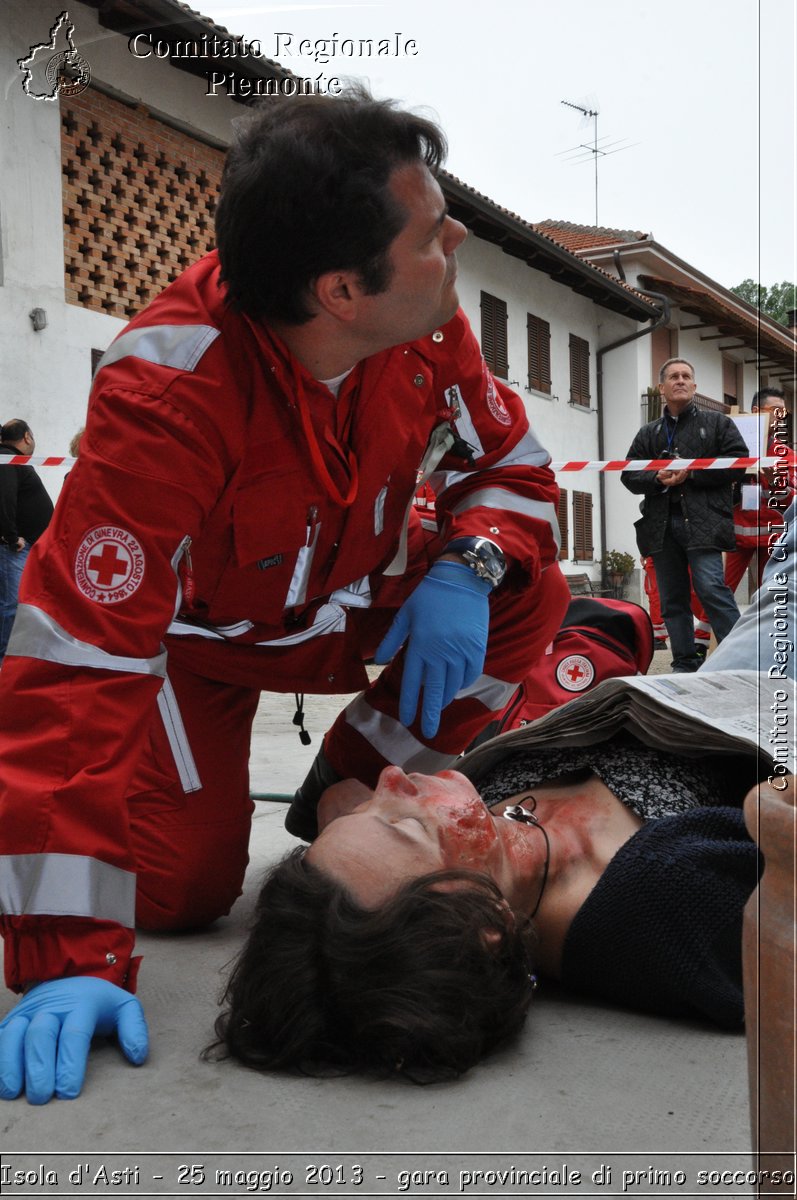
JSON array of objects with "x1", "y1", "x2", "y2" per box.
[{"x1": 61, "y1": 88, "x2": 225, "y2": 319}]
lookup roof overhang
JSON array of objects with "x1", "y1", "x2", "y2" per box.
[
  {"x1": 442, "y1": 176, "x2": 660, "y2": 322},
  {"x1": 81, "y1": 0, "x2": 295, "y2": 91},
  {"x1": 639, "y1": 275, "x2": 796, "y2": 379}
]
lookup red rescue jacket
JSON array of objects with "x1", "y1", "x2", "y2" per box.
[{"x1": 0, "y1": 253, "x2": 561, "y2": 990}]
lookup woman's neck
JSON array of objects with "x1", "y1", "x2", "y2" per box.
[{"x1": 494, "y1": 775, "x2": 643, "y2": 977}]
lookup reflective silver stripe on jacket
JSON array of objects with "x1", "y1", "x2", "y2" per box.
[
  {"x1": 733, "y1": 524, "x2": 768, "y2": 539},
  {"x1": 96, "y1": 324, "x2": 220, "y2": 374},
  {"x1": 343, "y1": 696, "x2": 457, "y2": 774},
  {"x1": 0, "y1": 853, "x2": 136, "y2": 928},
  {"x1": 167, "y1": 577, "x2": 371, "y2": 647},
  {"x1": 431, "y1": 429, "x2": 552, "y2": 496},
  {"x1": 455, "y1": 673, "x2": 518, "y2": 711},
  {"x1": 450, "y1": 489, "x2": 561, "y2": 552},
  {"x1": 256, "y1": 602, "x2": 348, "y2": 646},
  {"x1": 493, "y1": 428, "x2": 552, "y2": 470},
  {"x1": 258, "y1": 581, "x2": 380, "y2": 646},
  {"x1": 384, "y1": 423, "x2": 456, "y2": 577},
  {"x1": 157, "y1": 676, "x2": 201, "y2": 793},
  {"x1": 7, "y1": 604, "x2": 166, "y2": 676},
  {"x1": 167, "y1": 617, "x2": 255, "y2": 640}
]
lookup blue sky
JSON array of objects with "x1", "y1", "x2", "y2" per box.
[{"x1": 196, "y1": 0, "x2": 795, "y2": 295}]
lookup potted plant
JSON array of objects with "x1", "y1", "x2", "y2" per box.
[{"x1": 602, "y1": 549, "x2": 635, "y2": 594}]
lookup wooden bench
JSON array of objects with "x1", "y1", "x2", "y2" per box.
[{"x1": 564, "y1": 572, "x2": 614, "y2": 598}]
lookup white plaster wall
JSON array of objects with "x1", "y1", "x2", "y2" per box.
[
  {"x1": 601, "y1": 334, "x2": 651, "y2": 581},
  {"x1": 0, "y1": 0, "x2": 243, "y2": 500},
  {"x1": 457, "y1": 235, "x2": 644, "y2": 578}
]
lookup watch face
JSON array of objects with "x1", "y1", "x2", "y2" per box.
[
  {"x1": 445, "y1": 536, "x2": 506, "y2": 586},
  {"x1": 464, "y1": 544, "x2": 505, "y2": 586}
]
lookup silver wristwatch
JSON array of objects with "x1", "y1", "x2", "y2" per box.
[{"x1": 444, "y1": 536, "x2": 507, "y2": 588}]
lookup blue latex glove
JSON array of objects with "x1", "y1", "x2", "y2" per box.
[
  {"x1": 0, "y1": 976, "x2": 148, "y2": 1104},
  {"x1": 374, "y1": 559, "x2": 491, "y2": 738}
]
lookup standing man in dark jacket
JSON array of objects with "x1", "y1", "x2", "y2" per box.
[
  {"x1": 0, "y1": 419, "x2": 54, "y2": 662},
  {"x1": 621, "y1": 358, "x2": 748, "y2": 672}
]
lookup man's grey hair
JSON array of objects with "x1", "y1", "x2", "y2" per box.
[{"x1": 658, "y1": 357, "x2": 695, "y2": 384}]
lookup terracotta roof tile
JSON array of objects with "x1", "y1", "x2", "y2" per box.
[
  {"x1": 534, "y1": 220, "x2": 651, "y2": 253},
  {"x1": 441, "y1": 175, "x2": 657, "y2": 310}
]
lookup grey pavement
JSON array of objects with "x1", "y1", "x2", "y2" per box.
[{"x1": 1, "y1": 648, "x2": 756, "y2": 1198}]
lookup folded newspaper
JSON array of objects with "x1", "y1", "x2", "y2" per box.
[{"x1": 462, "y1": 670, "x2": 795, "y2": 780}]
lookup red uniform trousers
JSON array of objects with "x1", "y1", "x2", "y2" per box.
[
  {"x1": 129, "y1": 548, "x2": 569, "y2": 933},
  {"x1": 642, "y1": 557, "x2": 666, "y2": 639},
  {"x1": 643, "y1": 555, "x2": 708, "y2": 644}
]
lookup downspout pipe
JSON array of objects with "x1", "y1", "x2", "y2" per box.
[{"x1": 596, "y1": 278, "x2": 671, "y2": 579}]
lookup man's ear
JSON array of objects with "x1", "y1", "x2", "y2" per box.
[{"x1": 312, "y1": 270, "x2": 361, "y2": 321}]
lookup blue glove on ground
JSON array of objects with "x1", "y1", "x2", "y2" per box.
[
  {"x1": 374, "y1": 559, "x2": 491, "y2": 738},
  {"x1": 0, "y1": 976, "x2": 148, "y2": 1104}
]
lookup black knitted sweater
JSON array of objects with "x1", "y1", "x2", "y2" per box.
[
  {"x1": 560, "y1": 805, "x2": 758, "y2": 1026},
  {"x1": 469, "y1": 737, "x2": 760, "y2": 1027}
]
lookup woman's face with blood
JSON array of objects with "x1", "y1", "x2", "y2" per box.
[{"x1": 307, "y1": 766, "x2": 529, "y2": 908}]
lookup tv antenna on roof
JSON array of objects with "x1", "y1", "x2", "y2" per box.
[{"x1": 559, "y1": 98, "x2": 637, "y2": 226}]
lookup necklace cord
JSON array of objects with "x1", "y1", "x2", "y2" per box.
[{"x1": 501, "y1": 794, "x2": 550, "y2": 919}]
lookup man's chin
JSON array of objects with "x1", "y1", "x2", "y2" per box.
[{"x1": 436, "y1": 290, "x2": 460, "y2": 330}]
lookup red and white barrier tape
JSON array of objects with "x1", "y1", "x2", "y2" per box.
[
  {"x1": 0, "y1": 455, "x2": 781, "y2": 471},
  {"x1": 0, "y1": 456, "x2": 76, "y2": 466},
  {"x1": 549, "y1": 456, "x2": 778, "y2": 472}
]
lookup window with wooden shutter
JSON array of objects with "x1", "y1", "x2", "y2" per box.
[
  {"x1": 527, "y1": 313, "x2": 551, "y2": 394},
  {"x1": 572, "y1": 490, "x2": 593, "y2": 561},
  {"x1": 480, "y1": 291, "x2": 509, "y2": 378},
  {"x1": 569, "y1": 333, "x2": 591, "y2": 407},
  {"x1": 556, "y1": 488, "x2": 568, "y2": 560},
  {"x1": 722, "y1": 357, "x2": 740, "y2": 406}
]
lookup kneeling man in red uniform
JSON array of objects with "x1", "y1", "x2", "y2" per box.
[{"x1": 0, "y1": 86, "x2": 567, "y2": 1102}]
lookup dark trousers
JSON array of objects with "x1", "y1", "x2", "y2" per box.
[{"x1": 653, "y1": 509, "x2": 741, "y2": 670}]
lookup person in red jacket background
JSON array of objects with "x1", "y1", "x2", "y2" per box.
[{"x1": 0, "y1": 86, "x2": 568, "y2": 1103}]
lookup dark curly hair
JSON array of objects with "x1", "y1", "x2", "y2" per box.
[
  {"x1": 207, "y1": 849, "x2": 537, "y2": 1084},
  {"x1": 214, "y1": 83, "x2": 447, "y2": 324}
]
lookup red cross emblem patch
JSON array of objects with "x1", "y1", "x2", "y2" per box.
[
  {"x1": 555, "y1": 654, "x2": 595, "y2": 692},
  {"x1": 74, "y1": 526, "x2": 145, "y2": 604}
]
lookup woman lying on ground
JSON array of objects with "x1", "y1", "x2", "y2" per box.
[
  {"x1": 211, "y1": 499, "x2": 795, "y2": 1082},
  {"x1": 210, "y1": 733, "x2": 761, "y2": 1082}
]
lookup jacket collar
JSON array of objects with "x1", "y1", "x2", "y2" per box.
[{"x1": 662, "y1": 401, "x2": 697, "y2": 423}]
